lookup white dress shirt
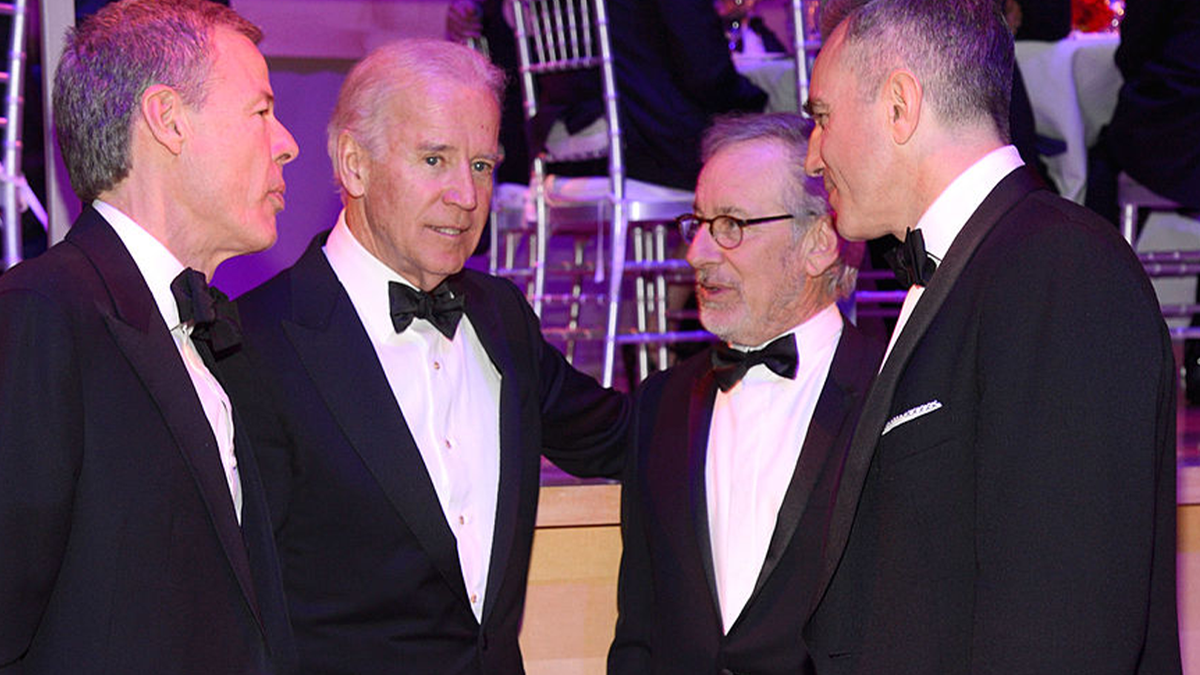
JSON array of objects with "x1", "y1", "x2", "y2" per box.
[
  {"x1": 324, "y1": 211, "x2": 502, "y2": 623},
  {"x1": 705, "y1": 303, "x2": 843, "y2": 632},
  {"x1": 95, "y1": 199, "x2": 242, "y2": 522},
  {"x1": 882, "y1": 145, "x2": 1025, "y2": 368}
]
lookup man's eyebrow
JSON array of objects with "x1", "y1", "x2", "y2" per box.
[
  {"x1": 803, "y1": 100, "x2": 825, "y2": 116},
  {"x1": 415, "y1": 143, "x2": 501, "y2": 161},
  {"x1": 249, "y1": 91, "x2": 274, "y2": 110},
  {"x1": 416, "y1": 142, "x2": 454, "y2": 153}
]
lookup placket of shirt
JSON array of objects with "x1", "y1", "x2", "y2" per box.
[
  {"x1": 172, "y1": 324, "x2": 242, "y2": 522},
  {"x1": 881, "y1": 285, "x2": 925, "y2": 370},
  {"x1": 707, "y1": 370, "x2": 785, "y2": 631},
  {"x1": 404, "y1": 322, "x2": 490, "y2": 620}
]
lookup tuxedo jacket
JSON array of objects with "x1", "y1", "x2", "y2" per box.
[
  {"x1": 803, "y1": 168, "x2": 1181, "y2": 674},
  {"x1": 608, "y1": 318, "x2": 882, "y2": 675},
  {"x1": 0, "y1": 207, "x2": 293, "y2": 674},
  {"x1": 227, "y1": 232, "x2": 629, "y2": 675}
]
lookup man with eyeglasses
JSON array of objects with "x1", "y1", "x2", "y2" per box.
[{"x1": 607, "y1": 112, "x2": 882, "y2": 675}]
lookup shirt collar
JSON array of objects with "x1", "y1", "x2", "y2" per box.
[
  {"x1": 93, "y1": 199, "x2": 187, "y2": 331},
  {"x1": 730, "y1": 302, "x2": 843, "y2": 359},
  {"x1": 914, "y1": 145, "x2": 1024, "y2": 262},
  {"x1": 323, "y1": 209, "x2": 422, "y2": 340}
]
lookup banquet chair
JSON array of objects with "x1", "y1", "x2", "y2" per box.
[
  {"x1": 1118, "y1": 172, "x2": 1200, "y2": 336},
  {"x1": 493, "y1": 0, "x2": 695, "y2": 387},
  {"x1": 789, "y1": 0, "x2": 821, "y2": 113},
  {"x1": 1, "y1": 0, "x2": 41, "y2": 271},
  {"x1": 1118, "y1": 172, "x2": 1183, "y2": 246}
]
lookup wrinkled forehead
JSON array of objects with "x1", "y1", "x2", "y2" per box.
[
  {"x1": 384, "y1": 79, "x2": 501, "y2": 152},
  {"x1": 206, "y1": 28, "x2": 272, "y2": 91},
  {"x1": 697, "y1": 140, "x2": 791, "y2": 210}
]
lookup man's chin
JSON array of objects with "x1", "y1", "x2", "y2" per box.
[{"x1": 697, "y1": 310, "x2": 741, "y2": 344}]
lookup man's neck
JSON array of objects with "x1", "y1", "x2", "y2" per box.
[
  {"x1": 99, "y1": 184, "x2": 215, "y2": 278},
  {"x1": 893, "y1": 129, "x2": 1005, "y2": 240}
]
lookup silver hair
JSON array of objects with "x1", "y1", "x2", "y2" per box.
[
  {"x1": 53, "y1": 0, "x2": 263, "y2": 202},
  {"x1": 326, "y1": 39, "x2": 506, "y2": 181},
  {"x1": 840, "y1": 0, "x2": 1013, "y2": 139},
  {"x1": 701, "y1": 112, "x2": 860, "y2": 300}
]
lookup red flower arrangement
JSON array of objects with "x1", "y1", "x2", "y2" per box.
[{"x1": 1072, "y1": 0, "x2": 1117, "y2": 32}]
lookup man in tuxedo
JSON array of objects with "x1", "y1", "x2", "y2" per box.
[
  {"x1": 800, "y1": 1, "x2": 1180, "y2": 673},
  {"x1": 225, "y1": 40, "x2": 629, "y2": 674},
  {"x1": 607, "y1": 113, "x2": 881, "y2": 675},
  {"x1": 0, "y1": 1, "x2": 299, "y2": 672}
]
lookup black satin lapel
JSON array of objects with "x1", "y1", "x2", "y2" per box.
[
  {"x1": 103, "y1": 313, "x2": 261, "y2": 625},
  {"x1": 745, "y1": 360, "x2": 852, "y2": 609},
  {"x1": 230, "y1": 389, "x2": 292, "y2": 656},
  {"x1": 809, "y1": 167, "x2": 1045, "y2": 621},
  {"x1": 688, "y1": 368, "x2": 722, "y2": 620},
  {"x1": 282, "y1": 294, "x2": 469, "y2": 605},
  {"x1": 458, "y1": 274, "x2": 523, "y2": 623},
  {"x1": 76, "y1": 210, "x2": 263, "y2": 628},
  {"x1": 66, "y1": 207, "x2": 157, "y2": 332}
]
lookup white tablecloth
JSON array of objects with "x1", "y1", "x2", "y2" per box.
[
  {"x1": 734, "y1": 53, "x2": 799, "y2": 113},
  {"x1": 1015, "y1": 33, "x2": 1122, "y2": 203}
]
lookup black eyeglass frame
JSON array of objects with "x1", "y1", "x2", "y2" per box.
[{"x1": 675, "y1": 213, "x2": 796, "y2": 249}]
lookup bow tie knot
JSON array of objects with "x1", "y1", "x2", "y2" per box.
[
  {"x1": 711, "y1": 334, "x2": 798, "y2": 392},
  {"x1": 884, "y1": 228, "x2": 938, "y2": 288},
  {"x1": 170, "y1": 267, "x2": 242, "y2": 357},
  {"x1": 389, "y1": 280, "x2": 465, "y2": 340}
]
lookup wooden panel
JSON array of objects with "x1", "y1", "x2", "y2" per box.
[
  {"x1": 521, "y1": 484, "x2": 622, "y2": 675},
  {"x1": 1180, "y1": 504, "x2": 1200, "y2": 674}
]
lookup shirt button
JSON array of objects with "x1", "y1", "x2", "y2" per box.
[
  {"x1": 433, "y1": 360, "x2": 441, "y2": 370},
  {"x1": 444, "y1": 439, "x2": 452, "y2": 450},
  {"x1": 459, "y1": 514, "x2": 466, "y2": 525},
  {"x1": 471, "y1": 593, "x2": 479, "y2": 604}
]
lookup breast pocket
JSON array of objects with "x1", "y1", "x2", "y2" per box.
[{"x1": 877, "y1": 399, "x2": 953, "y2": 467}]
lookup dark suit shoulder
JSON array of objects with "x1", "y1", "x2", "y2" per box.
[
  {"x1": 457, "y1": 267, "x2": 533, "y2": 313},
  {"x1": 0, "y1": 237, "x2": 97, "y2": 303},
  {"x1": 982, "y1": 189, "x2": 1156, "y2": 298},
  {"x1": 235, "y1": 231, "x2": 337, "y2": 340},
  {"x1": 634, "y1": 345, "x2": 713, "y2": 406}
]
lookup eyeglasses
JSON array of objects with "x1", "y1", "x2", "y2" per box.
[{"x1": 675, "y1": 213, "x2": 795, "y2": 249}]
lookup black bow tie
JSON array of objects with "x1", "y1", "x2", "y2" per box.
[
  {"x1": 170, "y1": 267, "x2": 242, "y2": 357},
  {"x1": 884, "y1": 228, "x2": 938, "y2": 287},
  {"x1": 389, "y1": 280, "x2": 465, "y2": 340},
  {"x1": 711, "y1": 334, "x2": 798, "y2": 392}
]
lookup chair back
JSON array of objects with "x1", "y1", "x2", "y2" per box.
[{"x1": 510, "y1": 0, "x2": 625, "y2": 202}]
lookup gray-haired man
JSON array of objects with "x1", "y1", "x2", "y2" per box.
[
  {"x1": 609, "y1": 112, "x2": 881, "y2": 675},
  {"x1": 0, "y1": 0, "x2": 298, "y2": 672}
]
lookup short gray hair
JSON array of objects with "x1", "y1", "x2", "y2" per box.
[
  {"x1": 701, "y1": 112, "x2": 860, "y2": 300},
  {"x1": 840, "y1": 0, "x2": 1013, "y2": 139},
  {"x1": 326, "y1": 39, "x2": 506, "y2": 179},
  {"x1": 53, "y1": 0, "x2": 263, "y2": 202}
]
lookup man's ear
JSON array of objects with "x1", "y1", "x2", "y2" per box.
[
  {"x1": 140, "y1": 84, "x2": 188, "y2": 155},
  {"x1": 885, "y1": 69, "x2": 922, "y2": 145},
  {"x1": 804, "y1": 214, "x2": 839, "y2": 278},
  {"x1": 336, "y1": 131, "x2": 369, "y2": 199}
]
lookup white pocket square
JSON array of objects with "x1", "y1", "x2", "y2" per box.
[{"x1": 882, "y1": 400, "x2": 943, "y2": 436}]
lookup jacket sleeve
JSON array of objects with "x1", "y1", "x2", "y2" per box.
[
  {"x1": 606, "y1": 386, "x2": 655, "y2": 674},
  {"x1": 966, "y1": 210, "x2": 1179, "y2": 672},
  {"x1": 504, "y1": 278, "x2": 630, "y2": 479},
  {"x1": 0, "y1": 289, "x2": 83, "y2": 668}
]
